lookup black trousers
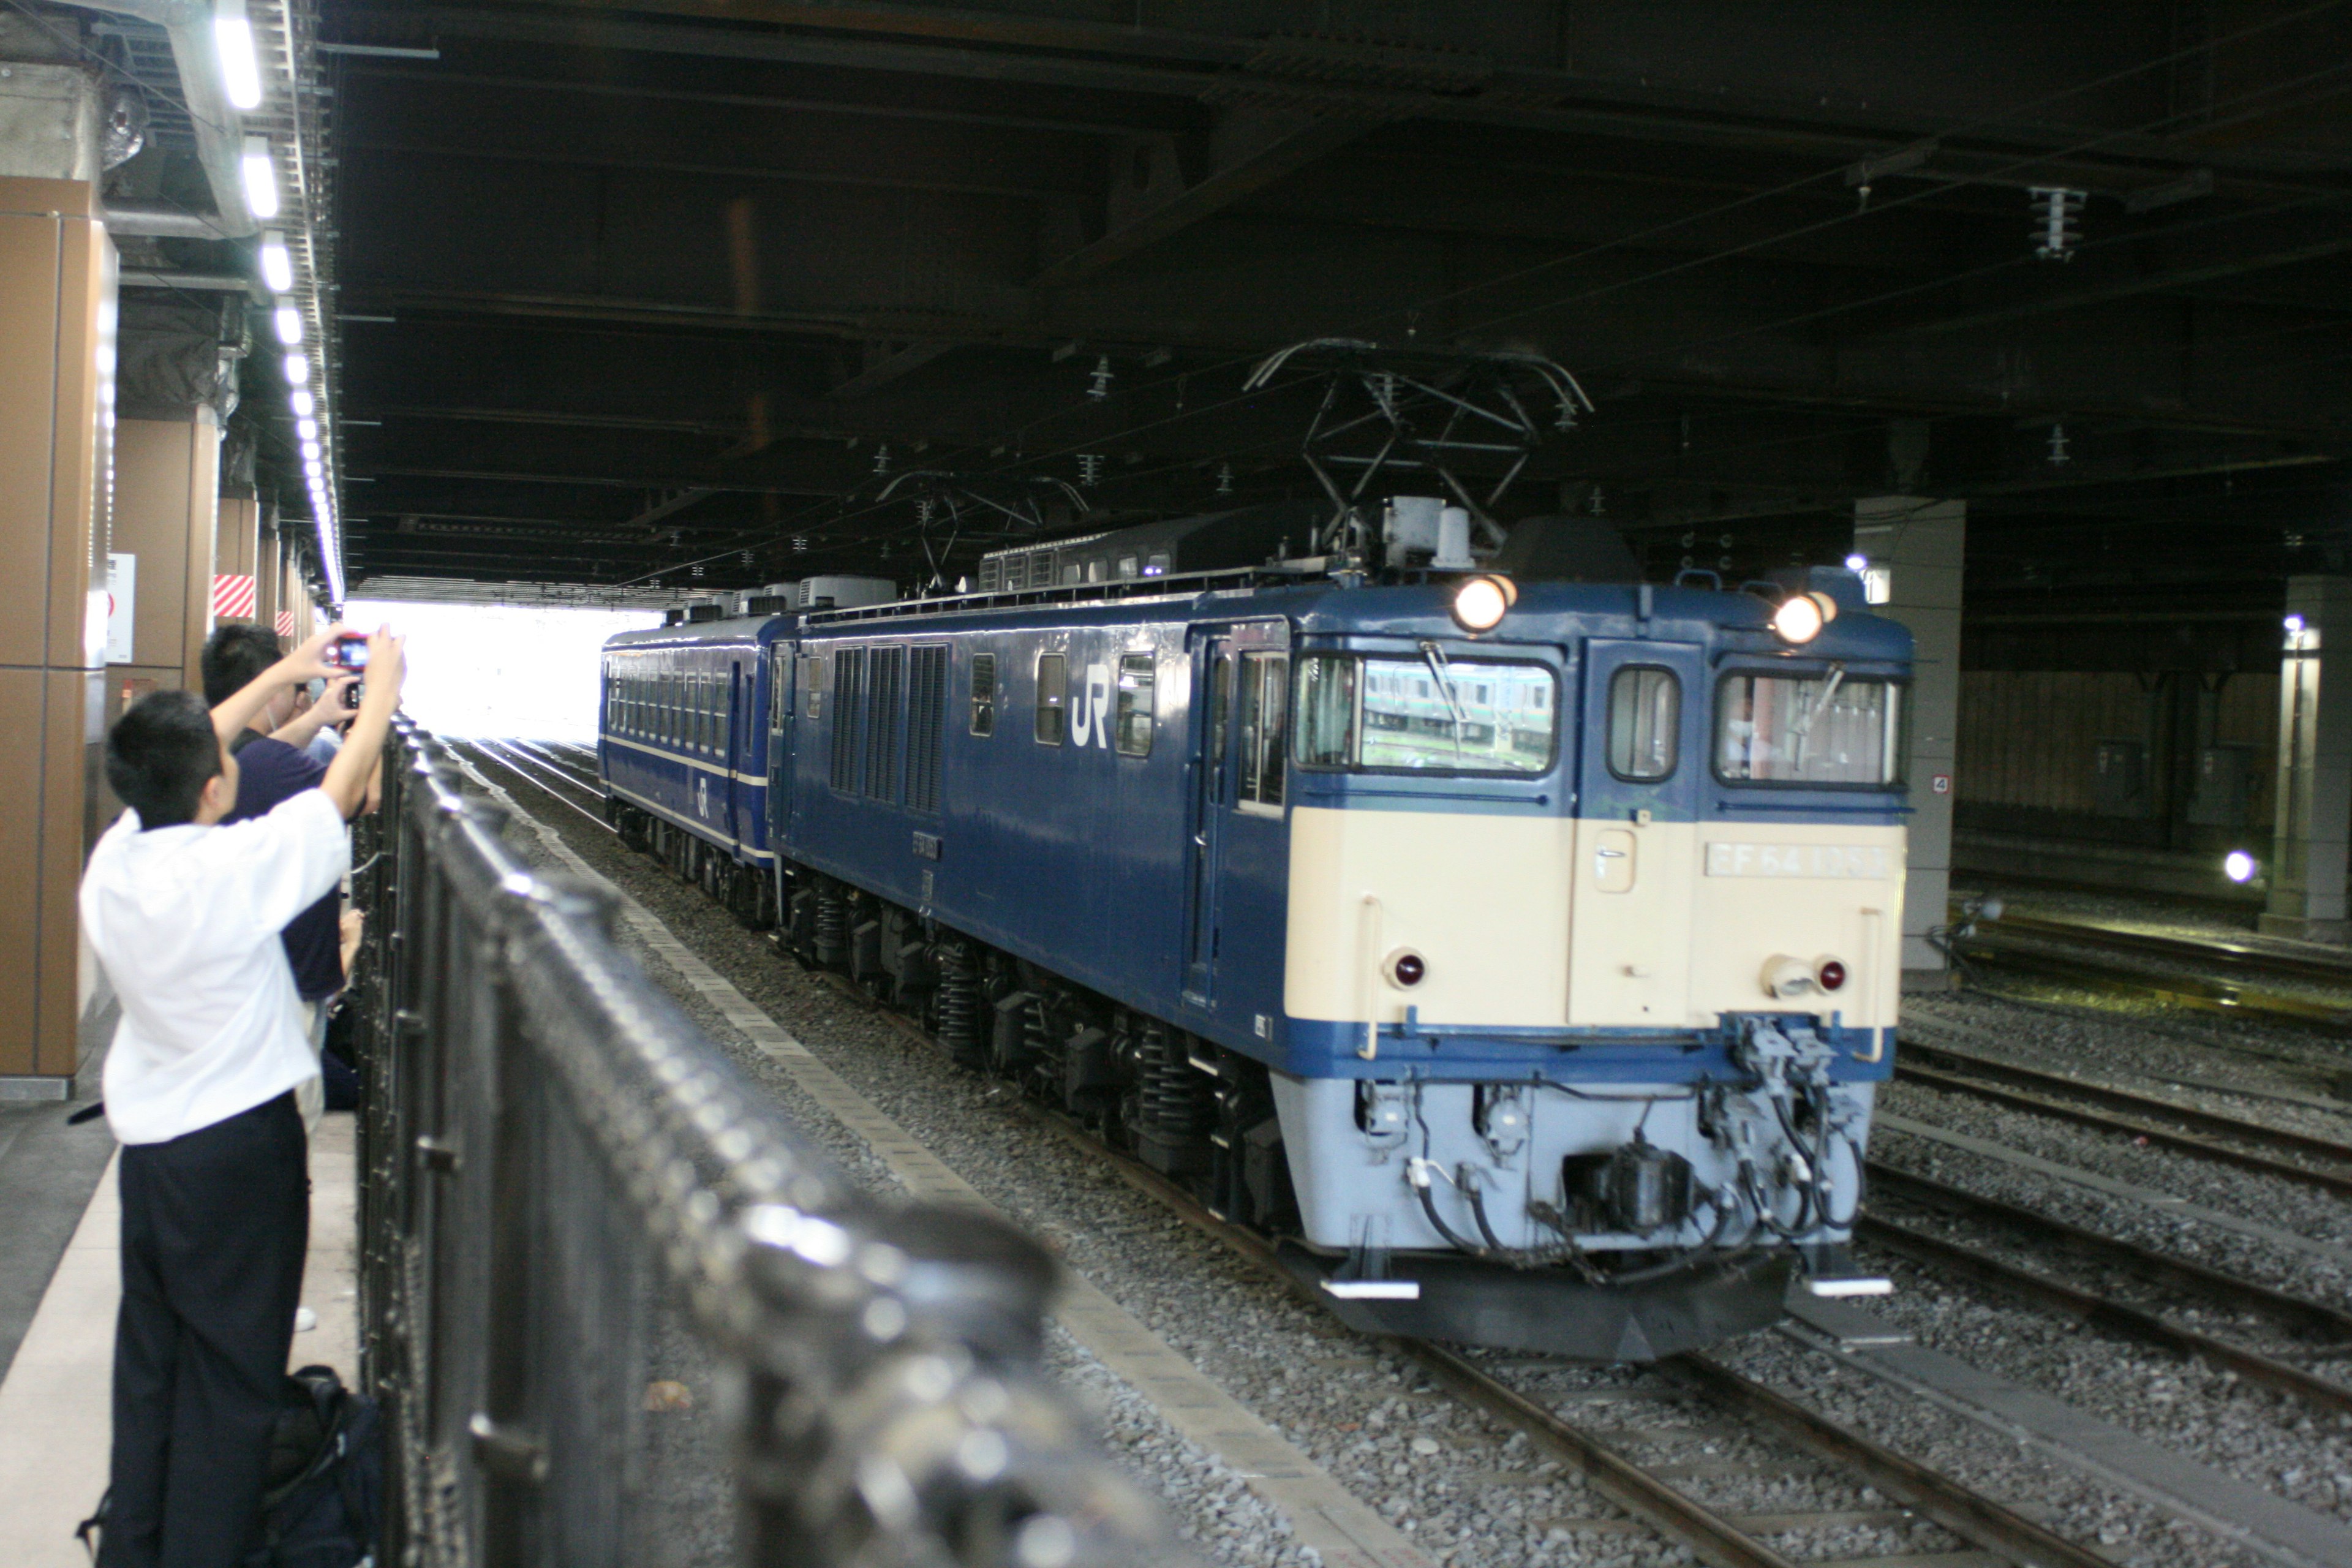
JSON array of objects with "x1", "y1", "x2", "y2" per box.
[{"x1": 102, "y1": 1091, "x2": 309, "y2": 1568}]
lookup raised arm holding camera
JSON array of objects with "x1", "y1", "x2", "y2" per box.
[{"x1": 81, "y1": 623, "x2": 404, "y2": 1568}]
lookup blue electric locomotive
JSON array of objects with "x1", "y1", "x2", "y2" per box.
[{"x1": 602, "y1": 510, "x2": 1912, "y2": 1360}]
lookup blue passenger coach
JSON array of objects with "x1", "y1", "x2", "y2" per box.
[
  {"x1": 600, "y1": 614, "x2": 794, "y2": 924},
  {"x1": 605, "y1": 538, "x2": 1913, "y2": 1360}
]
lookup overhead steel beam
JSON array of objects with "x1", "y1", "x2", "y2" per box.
[
  {"x1": 829, "y1": 342, "x2": 956, "y2": 397},
  {"x1": 1033, "y1": 108, "x2": 1382, "y2": 287},
  {"x1": 361, "y1": 2, "x2": 2352, "y2": 192}
]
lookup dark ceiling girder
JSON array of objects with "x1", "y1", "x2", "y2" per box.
[
  {"x1": 830, "y1": 341, "x2": 956, "y2": 396},
  {"x1": 368, "y1": 2, "x2": 2352, "y2": 192},
  {"x1": 1032, "y1": 106, "x2": 1382, "y2": 287}
]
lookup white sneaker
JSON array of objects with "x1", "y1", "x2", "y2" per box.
[{"x1": 294, "y1": 1306, "x2": 318, "y2": 1333}]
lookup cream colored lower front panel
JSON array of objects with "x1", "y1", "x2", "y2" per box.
[
  {"x1": 1565, "y1": 818, "x2": 1695, "y2": 1027},
  {"x1": 1288, "y1": 806, "x2": 1905, "y2": 1035},
  {"x1": 1285, "y1": 805, "x2": 1574, "y2": 1029},
  {"x1": 1687, "y1": 823, "x2": 1905, "y2": 1034}
]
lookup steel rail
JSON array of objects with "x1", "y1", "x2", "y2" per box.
[
  {"x1": 1902, "y1": 1039, "x2": 2352, "y2": 1163},
  {"x1": 1983, "y1": 914, "x2": 2352, "y2": 987},
  {"x1": 458, "y1": 739, "x2": 618, "y2": 832},
  {"x1": 1898, "y1": 1059, "x2": 2352, "y2": 1198},
  {"x1": 1867, "y1": 1163, "x2": 2352, "y2": 1346},
  {"x1": 477, "y1": 736, "x2": 607, "y2": 802},
  {"x1": 508, "y1": 737, "x2": 606, "y2": 785},
  {"x1": 1855, "y1": 1212, "x2": 2352, "y2": 1419},
  {"x1": 1955, "y1": 939, "x2": 2352, "y2": 1030},
  {"x1": 1063, "y1": 1108, "x2": 2112, "y2": 1568},
  {"x1": 812, "y1": 973, "x2": 2094, "y2": 1568}
]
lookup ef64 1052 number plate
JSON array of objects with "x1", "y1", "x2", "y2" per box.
[{"x1": 1705, "y1": 842, "x2": 1889, "y2": 878}]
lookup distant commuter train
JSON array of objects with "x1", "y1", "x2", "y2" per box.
[{"x1": 600, "y1": 504, "x2": 1912, "y2": 1359}]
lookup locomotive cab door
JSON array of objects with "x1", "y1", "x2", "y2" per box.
[
  {"x1": 1183, "y1": 621, "x2": 1291, "y2": 1017},
  {"x1": 1567, "y1": 638, "x2": 1704, "y2": 1027}
]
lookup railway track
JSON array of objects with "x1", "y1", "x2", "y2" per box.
[
  {"x1": 823, "y1": 982, "x2": 2110, "y2": 1568},
  {"x1": 1894, "y1": 1033, "x2": 2352, "y2": 1198},
  {"x1": 1861, "y1": 1164, "x2": 2352, "y2": 1419},
  {"x1": 453, "y1": 738, "x2": 614, "y2": 832},
  {"x1": 1955, "y1": 913, "x2": 2352, "y2": 1031}
]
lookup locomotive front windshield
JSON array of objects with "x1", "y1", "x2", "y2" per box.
[
  {"x1": 1716, "y1": 669, "x2": 1902, "y2": 786},
  {"x1": 1297, "y1": 654, "x2": 1555, "y2": 773}
]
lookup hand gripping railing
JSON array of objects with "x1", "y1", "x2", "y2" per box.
[{"x1": 347, "y1": 720, "x2": 1168, "y2": 1568}]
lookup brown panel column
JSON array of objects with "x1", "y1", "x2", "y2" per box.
[
  {"x1": 106, "y1": 406, "x2": 219, "y2": 718},
  {"x1": 0, "y1": 176, "x2": 113, "y2": 1088}
]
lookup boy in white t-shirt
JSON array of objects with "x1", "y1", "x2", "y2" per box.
[{"x1": 81, "y1": 624, "x2": 404, "y2": 1568}]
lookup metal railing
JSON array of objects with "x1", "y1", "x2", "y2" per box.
[{"x1": 349, "y1": 720, "x2": 1164, "y2": 1567}]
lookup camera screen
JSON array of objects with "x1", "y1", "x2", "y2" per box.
[{"x1": 330, "y1": 636, "x2": 370, "y2": 670}]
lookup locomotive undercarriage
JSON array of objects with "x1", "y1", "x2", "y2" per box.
[
  {"x1": 744, "y1": 864, "x2": 1858, "y2": 1361},
  {"x1": 608, "y1": 799, "x2": 777, "y2": 930}
]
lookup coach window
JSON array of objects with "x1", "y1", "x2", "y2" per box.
[
  {"x1": 1237, "y1": 652, "x2": 1289, "y2": 810},
  {"x1": 1607, "y1": 666, "x2": 1680, "y2": 782},
  {"x1": 1115, "y1": 654, "x2": 1155, "y2": 756},
  {"x1": 1035, "y1": 653, "x2": 1066, "y2": 745},
  {"x1": 970, "y1": 652, "x2": 997, "y2": 736}
]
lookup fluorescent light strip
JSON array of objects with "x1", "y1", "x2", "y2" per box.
[{"x1": 214, "y1": 0, "x2": 263, "y2": 111}]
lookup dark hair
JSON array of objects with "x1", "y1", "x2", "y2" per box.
[
  {"x1": 107, "y1": 690, "x2": 223, "y2": 829},
  {"x1": 201, "y1": 622, "x2": 282, "y2": 707}
]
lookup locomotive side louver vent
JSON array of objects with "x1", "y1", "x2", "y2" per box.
[
  {"x1": 865, "y1": 646, "x2": 905, "y2": 804},
  {"x1": 831, "y1": 647, "x2": 867, "y2": 793},
  {"x1": 907, "y1": 644, "x2": 949, "y2": 814}
]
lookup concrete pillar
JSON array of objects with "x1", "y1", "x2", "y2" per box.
[
  {"x1": 2261, "y1": 578, "x2": 2352, "y2": 942},
  {"x1": 1853, "y1": 496, "x2": 1966, "y2": 972},
  {"x1": 215, "y1": 494, "x2": 260, "y2": 625},
  {"x1": 256, "y1": 506, "x2": 290, "y2": 643},
  {"x1": 105, "y1": 407, "x2": 219, "y2": 720},
  {"x1": 0, "y1": 175, "x2": 114, "y2": 1088}
]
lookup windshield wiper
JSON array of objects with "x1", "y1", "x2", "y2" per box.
[
  {"x1": 1792, "y1": 663, "x2": 1845, "y2": 739},
  {"x1": 1418, "y1": 638, "x2": 1467, "y2": 758}
]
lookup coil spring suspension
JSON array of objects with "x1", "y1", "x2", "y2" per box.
[
  {"x1": 935, "y1": 944, "x2": 983, "y2": 1067},
  {"x1": 1139, "y1": 1026, "x2": 1211, "y2": 1137},
  {"x1": 813, "y1": 885, "x2": 848, "y2": 967},
  {"x1": 1132, "y1": 1024, "x2": 1213, "y2": 1177}
]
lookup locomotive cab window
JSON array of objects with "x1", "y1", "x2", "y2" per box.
[
  {"x1": 970, "y1": 652, "x2": 997, "y2": 736},
  {"x1": 1295, "y1": 653, "x2": 1555, "y2": 774},
  {"x1": 1716, "y1": 668, "x2": 1903, "y2": 786},
  {"x1": 1035, "y1": 653, "x2": 1066, "y2": 745},
  {"x1": 1115, "y1": 654, "x2": 1154, "y2": 757},
  {"x1": 1607, "y1": 666, "x2": 1680, "y2": 782}
]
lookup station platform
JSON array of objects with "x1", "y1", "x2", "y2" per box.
[{"x1": 0, "y1": 1109, "x2": 360, "y2": 1567}]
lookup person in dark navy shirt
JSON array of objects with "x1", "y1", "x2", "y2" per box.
[{"x1": 199, "y1": 627, "x2": 359, "y2": 1004}]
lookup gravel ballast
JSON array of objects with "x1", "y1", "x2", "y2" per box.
[{"x1": 450, "y1": 745, "x2": 2333, "y2": 1567}]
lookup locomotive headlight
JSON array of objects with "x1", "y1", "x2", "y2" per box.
[
  {"x1": 2224, "y1": 850, "x2": 2259, "y2": 884},
  {"x1": 1450, "y1": 574, "x2": 1515, "y2": 633},
  {"x1": 1771, "y1": 590, "x2": 1836, "y2": 644}
]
